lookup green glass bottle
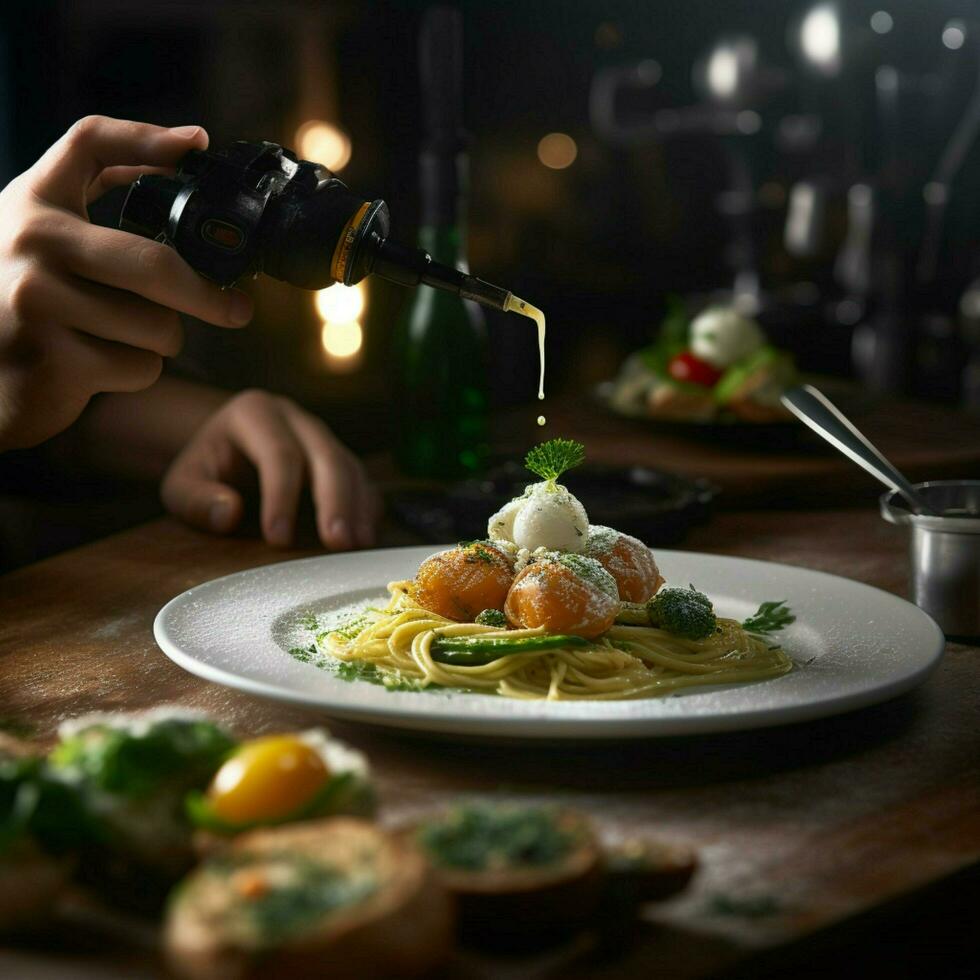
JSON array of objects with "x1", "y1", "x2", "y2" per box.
[
  {"x1": 393, "y1": 7, "x2": 488, "y2": 478},
  {"x1": 393, "y1": 219, "x2": 488, "y2": 478}
]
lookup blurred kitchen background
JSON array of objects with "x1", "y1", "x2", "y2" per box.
[{"x1": 5, "y1": 0, "x2": 980, "y2": 453}]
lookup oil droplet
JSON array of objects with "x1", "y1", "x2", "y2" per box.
[{"x1": 537, "y1": 415, "x2": 546, "y2": 426}]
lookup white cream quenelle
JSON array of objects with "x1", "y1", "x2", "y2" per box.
[
  {"x1": 689, "y1": 306, "x2": 764, "y2": 369},
  {"x1": 488, "y1": 481, "x2": 589, "y2": 553}
]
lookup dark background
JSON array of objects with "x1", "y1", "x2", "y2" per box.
[{"x1": 4, "y1": 0, "x2": 980, "y2": 453}]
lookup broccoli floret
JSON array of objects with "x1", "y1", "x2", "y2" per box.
[
  {"x1": 646, "y1": 587, "x2": 716, "y2": 640},
  {"x1": 475, "y1": 609, "x2": 507, "y2": 628}
]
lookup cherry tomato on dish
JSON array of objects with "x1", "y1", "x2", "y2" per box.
[{"x1": 667, "y1": 352, "x2": 723, "y2": 387}]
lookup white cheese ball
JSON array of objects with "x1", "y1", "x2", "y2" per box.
[
  {"x1": 487, "y1": 497, "x2": 524, "y2": 544},
  {"x1": 508, "y1": 482, "x2": 589, "y2": 553},
  {"x1": 689, "y1": 306, "x2": 764, "y2": 369}
]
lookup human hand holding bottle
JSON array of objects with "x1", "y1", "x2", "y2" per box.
[{"x1": 0, "y1": 115, "x2": 254, "y2": 452}]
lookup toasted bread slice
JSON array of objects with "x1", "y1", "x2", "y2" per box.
[
  {"x1": 409, "y1": 806, "x2": 603, "y2": 949},
  {"x1": 165, "y1": 817, "x2": 452, "y2": 980},
  {"x1": 604, "y1": 837, "x2": 698, "y2": 902}
]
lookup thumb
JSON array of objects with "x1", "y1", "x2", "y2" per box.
[
  {"x1": 31, "y1": 115, "x2": 209, "y2": 212},
  {"x1": 162, "y1": 471, "x2": 244, "y2": 536}
]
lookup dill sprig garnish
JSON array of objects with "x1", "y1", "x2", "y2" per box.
[
  {"x1": 524, "y1": 438, "x2": 586, "y2": 484},
  {"x1": 741, "y1": 600, "x2": 795, "y2": 635}
]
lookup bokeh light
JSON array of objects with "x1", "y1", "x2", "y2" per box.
[
  {"x1": 701, "y1": 37, "x2": 757, "y2": 103},
  {"x1": 800, "y1": 3, "x2": 841, "y2": 73},
  {"x1": 314, "y1": 283, "x2": 365, "y2": 323},
  {"x1": 736, "y1": 110, "x2": 761, "y2": 134},
  {"x1": 870, "y1": 10, "x2": 893, "y2": 35},
  {"x1": 537, "y1": 132, "x2": 578, "y2": 170},
  {"x1": 706, "y1": 47, "x2": 739, "y2": 98},
  {"x1": 295, "y1": 120, "x2": 352, "y2": 172},
  {"x1": 314, "y1": 283, "x2": 365, "y2": 368},
  {"x1": 320, "y1": 320, "x2": 363, "y2": 358},
  {"x1": 942, "y1": 20, "x2": 966, "y2": 51}
]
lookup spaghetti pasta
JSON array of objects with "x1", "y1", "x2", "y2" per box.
[{"x1": 319, "y1": 581, "x2": 792, "y2": 702}]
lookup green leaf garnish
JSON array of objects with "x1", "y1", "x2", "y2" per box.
[
  {"x1": 288, "y1": 644, "x2": 318, "y2": 663},
  {"x1": 0, "y1": 753, "x2": 99, "y2": 856},
  {"x1": 335, "y1": 661, "x2": 384, "y2": 684},
  {"x1": 334, "y1": 660, "x2": 434, "y2": 692},
  {"x1": 49, "y1": 717, "x2": 236, "y2": 798},
  {"x1": 185, "y1": 770, "x2": 374, "y2": 835},
  {"x1": 246, "y1": 863, "x2": 378, "y2": 940},
  {"x1": 323, "y1": 615, "x2": 370, "y2": 642},
  {"x1": 741, "y1": 600, "x2": 795, "y2": 635},
  {"x1": 418, "y1": 804, "x2": 575, "y2": 872},
  {"x1": 524, "y1": 438, "x2": 585, "y2": 484}
]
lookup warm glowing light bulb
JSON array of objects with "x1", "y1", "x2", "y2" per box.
[
  {"x1": 314, "y1": 283, "x2": 365, "y2": 322},
  {"x1": 321, "y1": 320, "x2": 363, "y2": 358},
  {"x1": 800, "y1": 3, "x2": 841, "y2": 72},
  {"x1": 295, "y1": 120, "x2": 352, "y2": 172},
  {"x1": 537, "y1": 132, "x2": 578, "y2": 170}
]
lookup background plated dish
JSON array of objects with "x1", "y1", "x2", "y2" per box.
[
  {"x1": 594, "y1": 376, "x2": 875, "y2": 447},
  {"x1": 154, "y1": 547, "x2": 944, "y2": 740}
]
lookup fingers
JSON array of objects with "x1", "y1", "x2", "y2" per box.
[
  {"x1": 60, "y1": 220, "x2": 253, "y2": 329},
  {"x1": 349, "y1": 464, "x2": 381, "y2": 548},
  {"x1": 63, "y1": 331, "x2": 164, "y2": 394},
  {"x1": 160, "y1": 392, "x2": 378, "y2": 551},
  {"x1": 161, "y1": 457, "x2": 245, "y2": 536},
  {"x1": 30, "y1": 116, "x2": 208, "y2": 213},
  {"x1": 86, "y1": 164, "x2": 176, "y2": 204},
  {"x1": 24, "y1": 273, "x2": 184, "y2": 357},
  {"x1": 283, "y1": 402, "x2": 376, "y2": 551},
  {"x1": 224, "y1": 392, "x2": 307, "y2": 546}
]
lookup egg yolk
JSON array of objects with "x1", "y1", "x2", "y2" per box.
[{"x1": 206, "y1": 735, "x2": 329, "y2": 825}]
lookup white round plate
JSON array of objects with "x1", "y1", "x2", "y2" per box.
[{"x1": 154, "y1": 546, "x2": 945, "y2": 739}]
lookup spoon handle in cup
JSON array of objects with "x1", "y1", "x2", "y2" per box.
[{"x1": 781, "y1": 384, "x2": 938, "y2": 515}]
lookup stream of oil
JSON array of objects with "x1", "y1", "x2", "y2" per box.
[{"x1": 503, "y1": 294, "x2": 546, "y2": 425}]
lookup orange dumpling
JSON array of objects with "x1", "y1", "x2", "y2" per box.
[
  {"x1": 585, "y1": 526, "x2": 664, "y2": 603},
  {"x1": 504, "y1": 554, "x2": 620, "y2": 639},
  {"x1": 414, "y1": 542, "x2": 515, "y2": 622}
]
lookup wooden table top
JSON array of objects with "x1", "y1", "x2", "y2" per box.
[{"x1": 1, "y1": 506, "x2": 978, "y2": 978}]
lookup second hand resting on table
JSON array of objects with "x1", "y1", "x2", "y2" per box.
[
  {"x1": 0, "y1": 115, "x2": 379, "y2": 551},
  {"x1": 75, "y1": 378, "x2": 380, "y2": 551},
  {"x1": 162, "y1": 388, "x2": 380, "y2": 551}
]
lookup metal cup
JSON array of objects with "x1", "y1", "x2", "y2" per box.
[{"x1": 880, "y1": 480, "x2": 980, "y2": 638}]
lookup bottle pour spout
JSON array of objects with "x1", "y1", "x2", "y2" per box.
[
  {"x1": 430, "y1": 267, "x2": 511, "y2": 311},
  {"x1": 369, "y1": 237, "x2": 511, "y2": 312}
]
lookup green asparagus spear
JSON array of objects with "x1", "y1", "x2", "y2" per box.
[{"x1": 430, "y1": 634, "x2": 591, "y2": 666}]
